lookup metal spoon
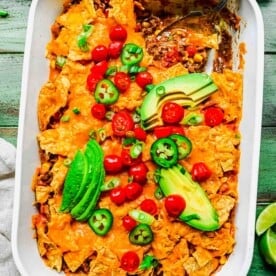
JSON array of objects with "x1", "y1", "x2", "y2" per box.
[{"x1": 157, "y1": 0, "x2": 228, "y2": 36}]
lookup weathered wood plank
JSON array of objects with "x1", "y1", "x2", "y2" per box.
[
  {"x1": 0, "y1": 127, "x2": 17, "y2": 145},
  {"x1": 0, "y1": 0, "x2": 31, "y2": 52},
  {"x1": 258, "y1": 0, "x2": 276, "y2": 52},
  {"x1": 0, "y1": 54, "x2": 22, "y2": 126}
]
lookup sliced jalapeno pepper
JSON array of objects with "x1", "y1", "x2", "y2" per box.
[
  {"x1": 88, "y1": 208, "x2": 113, "y2": 236},
  {"x1": 150, "y1": 138, "x2": 178, "y2": 168},
  {"x1": 121, "y1": 43, "x2": 144, "y2": 66},
  {"x1": 129, "y1": 223, "x2": 153, "y2": 245},
  {"x1": 95, "y1": 79, "x2": 119, "y2": 105},
  {"x1": 169, "y1": 134, "x2": 192, "y2": 159}
]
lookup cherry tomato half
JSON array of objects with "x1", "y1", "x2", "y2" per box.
[
  {"x1": 161, "y1": 102, "x2": 184, "y2": 124},
  {"x1": 134, "y1": 126, "x2": 147, "y2": 141},
  {"x1": 125, "y1": 182, "x2": 143, "y2": 201},
  {"x1": 186, "y1": 45, "x2": 197, "y2": 57},
  {"x1": 91, "y1": 45, "x2": 108, "y2": 63},
  {"x1": 109, "y1": 25, "x2": 127, "y2": 42},
  {"x1": 91, "y1": 103, "x2": 106, "y2": 120},
  {"x1": 204, "y1": 107, "x2": 224, "y2": 127},
  {"x1": 86, "y1": 72, "x2": 103, "y2": 92},
  {"x1": 121, "y1": 148, "x2": 142, "y2": 167},
  {"x1": 122, "y1": 215, "x2": 137, "y2": 231},
  {"x1": 140, "y1": 199, "x2": 158, "y2": 215},
  {"x1": 104, "y1": 154, "x2": 123, "y2": 174},
  {"x1": 108, "y1": 41, "x2": 124, "y2": 59},
  {"x1": 120, "y1": 251, "x2": 140, "y2": 272},
  {"x1": 110, "y1": 187, "x2": 126, "y2": 205},
  {"x1": 90, "y1": 60, "x2": 108, "y2": 76},
  {"x1": 129, "y1": 163, "x2": 148, "y2": 184},
  {"x1": 135, "y1": 71, "x2": 153, "y2": 89},
  {"x1": 114, "y1": 72, "x2": 131, "y2": 92},
  {"x1": 153, "y1": 126, "x2": 185, "y2": 139},
  {"x1": 164, "y1": 194, "x2": 186, "y2": 217},
  {"x1": 191, "y1": 162, "x2": 212, "y2": 182},
  {"x1": 112, "y1": 111, "x2": 134, "y2": 137}
]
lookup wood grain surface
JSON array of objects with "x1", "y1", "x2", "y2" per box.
[{"x1": 0, "y1": 0, "x2": 275, "y2": 275}]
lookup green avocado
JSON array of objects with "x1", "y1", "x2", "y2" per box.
[
  {"x1": 157, "y1": 165, "x2": 219, "y2": 231},
  {"x1": 140, "y1": 73, "x2": 218, "y2": 130}
]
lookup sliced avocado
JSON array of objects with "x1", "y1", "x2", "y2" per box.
[
  {"x1": 158, "y1": 165, "x2": 219, "y2": 231},
  {"x1": 70, "y1": 140, "x2": 104, "y2": 221},
  {"x1": 60, "y1": 150, "x2": 86, "y2": 212},
  {"x1": 68, "y1": 141, "x2": 95, "y2": 210},
  {"x1": 140, "y1": 73, "x2": 218, "y2": 130}
]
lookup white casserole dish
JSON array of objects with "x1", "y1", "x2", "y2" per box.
[{"x1": 11, "y1": 0, "x2": 264, "y2": 275}]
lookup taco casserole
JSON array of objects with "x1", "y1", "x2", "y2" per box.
[{"x1": 31, "y1": 0, "x2": 243, "y2": 275}]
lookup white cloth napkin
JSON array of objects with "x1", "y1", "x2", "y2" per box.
[{"x1": 0, "y1": 138, "x2": 20, "y2": 275}]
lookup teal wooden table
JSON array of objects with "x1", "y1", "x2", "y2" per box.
[{"x1": 0, "y1": 0, "x2": 275, "y2": 275}]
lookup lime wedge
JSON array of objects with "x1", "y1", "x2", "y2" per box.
[
  {"x1": 259, "y1": 228, "x2": 276, "y2": 267},
  {"x1": 256, "y1": 202, "x2": 276, "y2": 236}
]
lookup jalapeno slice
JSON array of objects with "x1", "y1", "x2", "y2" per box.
[
  {"x1": 121, "y1": 43, "x2": 144, "y2": 66},
  {"x1": 150, "y1": 138, "x2": 178, "y2": 168},
  {"x1": 88, "y1": 208, "x2": 113, "y2": 236},
  {"x1": 169, "y1": 134, "x2": 192, "y2": 159},
  {"x1": 129, "y1": 223, "x2": 153, "y2": 245},
  {"x1": 95, "y1": 79, "x2": 119, "y2": 105}
]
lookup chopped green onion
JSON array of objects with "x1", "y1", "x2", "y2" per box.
[
  {"x1": 130, "y1": 142, "x2": 143, "y2": 158},
  {"x1": 60, "y1": 115, "x2": 70, "y2": 122},
  {"x1": 98, "y1": 128, "x2": 107, "y2": 142},
  {"x1": 63, "y1": 158, "x2": 72, "y2": 167},
  {"x1": 132, "y1": 112, "x2": 141, "y2": 123},
  {"x1": 145, "y1": 84, "x2": 155, "y2": 93},
  {"x1": 123, "y1": 137, "x2": 137, "y2": 146},
  {"x1": 119, "y1": 65, "x2": 130, "y2": 73},
  {"x1": 56, "y1": 56, "x2": 67, "y2": 68},
  {"x1": 139, "y1": 255, "x2": 159, "y2": 270},
  {"x1": 89, "y1": 130, "x2": 97, "y2": 140},
  {"x1": 156, "y1": 86, "x2": 165, "y2": 96},
  {"x1": 105, "y1": 111, "x2": 115, "y2": 121},
  {"x1": 105, "y1": 66, "x2": 117, "y2": 76},
  {"x1": 0, "y1": 10, "x2": 9, "y2": 18},
  {"x1": 101, "y1": 178, "x2": 120, "y2": 191},
  {"x1": 154, "y1": 187, "x2": 164, "y2": 200},
  {"x1": 129, "y1": 209, "x2": 155, "y2": 225},
  {"x1": 77, "y1": 24, "x2": 93, "y2": 52},
  {"x1": 182, "y1": 113, "x2": 203, "y2": 126},
  {"x1": 72, "y1": 107, "x2": 80, "y2": 115}
]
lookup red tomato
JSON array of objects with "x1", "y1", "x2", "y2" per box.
[
  {"x1": 90, "y1": 60, "x2": 108, "y2": 76},
  {"x1": 110, "y1": 187, "x2": 126, "y2": 205},
  {"x1": 91, "y1": 45, "x2": 108, "y2": 62},
  {"x1": 120, "y1": 251, "x2": 140, "y2": 272},
  {"x1": 125, "y1": 182, "x2": 143, "y2": 201},
  {"x1": 108, "y1": 41, "x2": 124, "y2": 59},
  {"x1": 109, "y1": 25, "x2": 127, "y2": 42},
  {"x1": 121, "y1": 148, "x2": 142, "y2": 167},
  {"x1": 91, "y1": 103, "x2": 106, "y2": 120},
  {"x1": 153, "y1": 126, "x2": 185, "y2": 139},
  {"x1": 112, "y1": 111, "x2": 134, "y2": 136},
  {"x1": 170, "y1": 126, "x2": 185, "y2": 135},
  {"x1": 204, "y1": 107, "x2": 224, "y2": 127},
  {"x1": 122, "y1": 215, "x2": 137, "y2": 231},
  {"x1": 191, "y1": 162, "x2": 212, "y2": 182},
  {"x1": 164, "y1": 195, "x2": 186, "y2": 217},
  {"x1": 135, "y1": 71, "x2": 153, "y2": 89},
  {"x1": 104, "y1": 154, "x2": 123, "y2": 174},
  {"x1": 86, "y1": 72, "x2": 103, "y2": 92},
  {"x1": 186, "y1": 45, "x2": 197, "y2": 57},
  {"x1": 140, "y1": 199, "x2": 158, "y2": 215},
  {"x1": 114, "y1": 72, "x2": 131, "y2": 92},
  {"x1": 129, "y1": 163, "x2": 148, "y2": 184},
  {"x1": 134, "y1": 126, "x2": 147, "y2": 141},
  {"x1": 161, "y1": 102, "x2": 184, "y2": 124}
]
